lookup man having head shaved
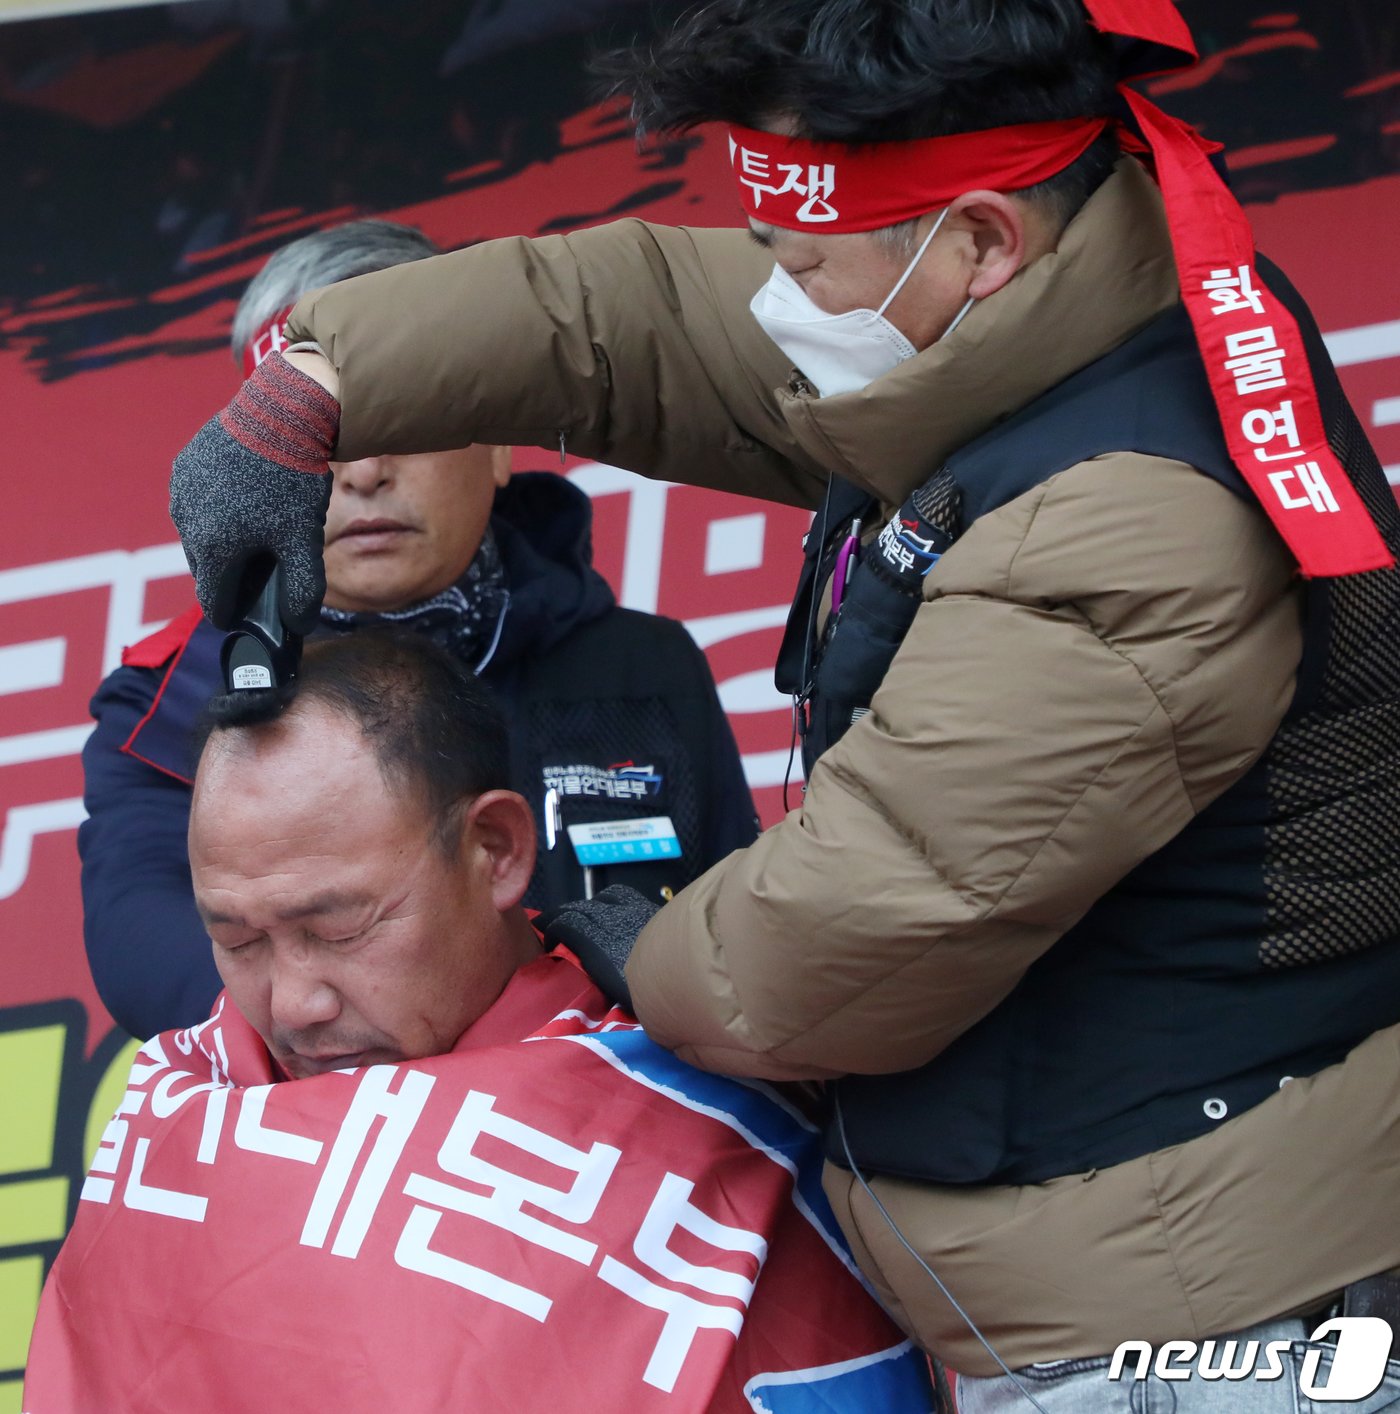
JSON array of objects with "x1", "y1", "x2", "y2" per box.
[
  {"x1": 167, "y1": 0, "x2": 1400, "y2": 1401},
  {"x1": 27, "y1": 634, "x2": 929, "y2": 1413},
  {"x1": 188, "y1": 638, "x2": 541, "y2": 1080}
]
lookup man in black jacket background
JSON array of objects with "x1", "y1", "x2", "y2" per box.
[{"x1": 79, "y1": 219, "x2": 756, "y2": 1041}]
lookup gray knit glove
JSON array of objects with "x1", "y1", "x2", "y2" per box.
[
  {"x1": 170, "y1": 353, "x2": 338, "y2": 632},
  {"x1": 538, "y1": 885, "x2": 662, "y2": 1012}
]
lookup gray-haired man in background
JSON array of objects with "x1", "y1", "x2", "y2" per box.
[{"x1": 79, "y1": 218, "x2": 756, "y2": 1042}]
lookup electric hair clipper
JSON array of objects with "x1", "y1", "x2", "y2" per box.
[{"x1": 220, "y1": 554, "x2": 303, "y2": 693}]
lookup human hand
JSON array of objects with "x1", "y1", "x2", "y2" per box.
[
  {"x1": 170, "y1": 353, "x2": 339, "y2": 631},
  {"x1": 538, "y1": 885, "x2": 663, "y2": 1012}
]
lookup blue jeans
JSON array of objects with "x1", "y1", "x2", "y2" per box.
[{"x1": 956, "y1": 1318, "x2": 1400, "y2": 1412}]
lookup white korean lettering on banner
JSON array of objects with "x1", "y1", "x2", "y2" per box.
[
  {"x1": 597, "y1": 1171, "x2": 767, "y2": 1393},
  {"x1": 570, "y1": 459, "x2": 815, "y2": 805},
  {"x1": 81, "y1": 1033, "x2": 229, "y2": 1209},
  {"x1": 1223, "y1": 326, "x2": 1289, "y2": 396},
  {"x1": 300, "y1": 1065, "x2": 436, "y2": 1257},
  {"x1": 779, "y1": 163, "x2": 839, "y2": 223},
  {"x1": 1202, "y1": 265, "x2": 1266, "y2": 318},
  {"x1": 150, "y1": 1070, "x2": 226, "y2": 1121},
  {"x1": 396, "y1": 1088, "x2": 620, "y2": 1320},
  {"x1": 0, "y1": 543, "x2": 189, "y2": 692},
  {"x1": 235, "y1": 1085, "x2": 325, "y2": 1164},
  {"x1": 0, "y1": 543, "x2": 190, "y2": 898},
  {"x1": 249, "y1": 320, "x2": 287, "y2": 368},
  {"x1": 565, "y1": 463, "x2": 671, "y2": 614},
  {"x1": 122, "y1": 1046, "x2": 215, "y2": 1222},
  {"x1": 1241, "y1": 398, "x2": 1303, "y2": 463},
  {"x1": 1323, "y1": 318, "x2": 1400, "y2": 487},
  {"x1": 80, "y1": 1084, "x2": 144, "y2": 1205},
  {"x1": 1268, "y1": 460, "x2": 1341, "y2": 514},
  {"x1": 122, "y1": 1135, "x2": 210, "y2": 1222},
  {"x1": 733, "y1": 144, "x2": 781, "y2": 210},
  {"x1": 729, "y1": 139, "x2": 838, "y2": 222},
  {"x1": 0, "y1": 798, "x2": 86, "y2": 902},
  {"x1": 173, "y1": 999, "x2": 233, "y2": 1087},
  {"x1": 736, "y1": 145, "x2": 771, "y2": 186}
]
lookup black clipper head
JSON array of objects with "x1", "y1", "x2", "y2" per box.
[{"x1": 219, "y1": 554, "x2": 303, "y2": 695}]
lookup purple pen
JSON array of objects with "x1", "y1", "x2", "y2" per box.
[{"x1": 829, "y1": 518, "x2": 862, "y2": 615}]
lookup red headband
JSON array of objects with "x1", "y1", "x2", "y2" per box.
[
  {"x1": 729, "y1": 118, "x2": 1110, "y2": 233},
  {"x1": 726, "y1": 0, "x2": 1391, "y2": 578},
  {"x1": 241, "y1": 305, "x2": 294, "y2": 377}
]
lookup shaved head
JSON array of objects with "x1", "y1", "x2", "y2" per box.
[{"x1": 191, "y1": 639, "x2": 540, "y2": 1078}]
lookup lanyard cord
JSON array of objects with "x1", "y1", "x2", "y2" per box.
[
  {"x1": 792, "y1": 481, "x2": 1058, "y2": 1409},
  {"x1": 835, "y1": 1090, "x2": 1052, "y2": 1414}
]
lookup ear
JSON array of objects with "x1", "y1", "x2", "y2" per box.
[
  {"x1": 487, "y1": 444, "x2": 512, "y2": 489},
  {"x1": 461, "y1": 789, "x2": 537, "y2": 910},
  {"x1": 948, "y1": 190, "x2": 1028, "y2": 300}
]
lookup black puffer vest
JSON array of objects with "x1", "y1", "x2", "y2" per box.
[{"x1": 782, "y1": 261, "x2": 1400, "y2": 1186}]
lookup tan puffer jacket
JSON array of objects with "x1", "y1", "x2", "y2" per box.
[{"x1": 290, "y1": 159, "x2": 1400, "y2": 1372}]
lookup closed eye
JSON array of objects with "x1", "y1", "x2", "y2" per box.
[
  {"x1": 214, "y1": 934, "x2": 264, "y2": 955},
  {"x1": 312, "y1": 925, "x2": 373, "y2": 946}
]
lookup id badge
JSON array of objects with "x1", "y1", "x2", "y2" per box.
[{"x1": 566, "y1": 816, "x2": 682, "y2": 867}]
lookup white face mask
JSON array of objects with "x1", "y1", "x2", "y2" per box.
[{"x1": 750, "y1": 205, "x2": 975, "y2": 397}]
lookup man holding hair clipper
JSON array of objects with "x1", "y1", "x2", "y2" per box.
[{"x1": 169, "y1": 2, "x2": 1400, "y2": 1403}]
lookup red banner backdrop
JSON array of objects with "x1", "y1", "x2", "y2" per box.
[{"x1": 0, "y1": 1, "x2": 1397, "y2": 1401}]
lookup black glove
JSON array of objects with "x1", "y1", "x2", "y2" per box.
[
  {"x1": 170, "y1": 353, "x2": 338, "y2": 632},
  {"x1": 538, "y1": 885, "x2": 661, "y2": 1013}
]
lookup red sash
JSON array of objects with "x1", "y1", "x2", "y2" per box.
[
  {"x1": 25, "y1": 955, "x2": 922, "y2": 1412},
  {"x1": 725, "y1": 0, "x2": 1391, "y2": 578}
]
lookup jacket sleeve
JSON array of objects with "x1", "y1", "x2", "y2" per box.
[
  {"x1": 78, "y1": 668, "x2": 222, "y2": 1040},
  {"x1": 287, "y1": 221, "x2": 828, "y2": 509},
  {"x1": 625, "y1": 455, "x2": 1304, "y2": 1080}
]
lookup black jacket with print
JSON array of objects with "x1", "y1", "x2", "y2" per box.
[{"x1": 79, "y1": 471, "x2": 757, "y2": 1039}]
